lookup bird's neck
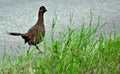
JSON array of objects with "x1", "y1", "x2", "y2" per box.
[
  {"x1": 37, "y1": 13, "x2": 44, "y2": 26},
  {"x1": 38, "y1": 12, "x2": 44, "y2": 17}
]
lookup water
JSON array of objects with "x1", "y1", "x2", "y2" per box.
[{"x1": 0, "y1": 0, "x2": 120, "y2": 59}]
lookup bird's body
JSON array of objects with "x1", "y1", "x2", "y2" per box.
[{"x1": 8, "y1": 6, "x2": 47, "y2": 53}]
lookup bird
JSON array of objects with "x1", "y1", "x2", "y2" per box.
[{"x1": 8, "y1": 6, "x2": 47, "y2": 53}]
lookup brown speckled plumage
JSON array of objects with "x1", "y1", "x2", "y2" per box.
[{"x1": 8, "y1": 6, "x2": 47, "y2": 53}]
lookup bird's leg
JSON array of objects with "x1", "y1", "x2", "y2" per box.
[
  {"x1": 27, "y1": 45, "x2": 31, "y2": 54},
  {"x1": 35, "y1": 45, "x2": 43, "y2": 53}
]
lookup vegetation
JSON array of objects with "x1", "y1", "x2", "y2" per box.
[{"x1": 0, "y1": 13, "x2": 120, "y2": 74}]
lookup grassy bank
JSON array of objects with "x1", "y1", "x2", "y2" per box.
[{"x1": 0, "y1": 14, "x2": 120, "y2": 74}]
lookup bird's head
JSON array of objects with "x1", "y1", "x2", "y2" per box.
[{"x1": 39, "y1": 6, "x2": 47, "y2": 13}]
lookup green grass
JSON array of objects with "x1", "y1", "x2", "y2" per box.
[{"x1": 0, "y1": 13, "x2": 120, "y2": 74}]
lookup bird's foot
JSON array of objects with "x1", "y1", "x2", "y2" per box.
[
  {"x1": 27, "y1": 50, "x2": 30, "y2": 54},
  {"x1": 26, "y1": 50, "x2": 30, "y2": 56}
]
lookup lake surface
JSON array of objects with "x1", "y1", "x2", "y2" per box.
[{"x1": 0, "y1": 0, "x2": 120, "y2": 59}]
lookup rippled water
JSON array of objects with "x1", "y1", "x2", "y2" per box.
[{"x1": 0, "y1": 0, "x2": 120, "y2": 59}]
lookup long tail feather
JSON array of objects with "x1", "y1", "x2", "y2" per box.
[{"x1": 7, "y1": 32, "x2": 23, "y2": 36}]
